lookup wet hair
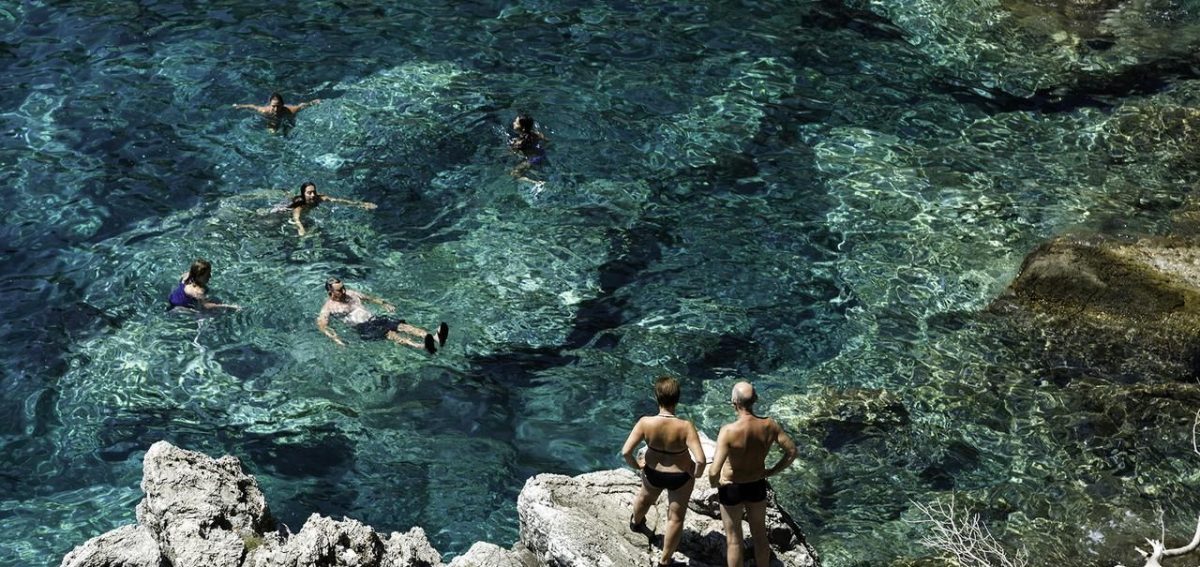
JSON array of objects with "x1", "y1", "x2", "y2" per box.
[
  {"x1": 289, "y1": 182, "x2": 320, "y2": 209},
  {"x1": 324, "y1": 277, "x2": 342, "y2": 295},
  {"x1": 514, "y1": 113, "x2": 535, "y2": 133},
  {"x1": 732, "y1": 382, "x2": 757, "y2": 409},
  {"x1": 269, "y1": 92, "x2": 284, "y2": 104},
  {"x1": 654, "y1": 376, "x2": 681, "y2": 408},
  {"x1": 186, "y1": 259, "x2": 212, "y2": 285}
]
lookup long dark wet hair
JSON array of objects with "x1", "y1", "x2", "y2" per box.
[
  {"x1": 185, "y1": 259, "x2": 212, "y2": 286},
  {"x1": 288, "y1": 182, "x2": 319, "y2": 209}
]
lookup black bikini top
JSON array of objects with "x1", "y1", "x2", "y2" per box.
[{"x1": 646, "y1": 413, "x2": 689, "y2": 455}]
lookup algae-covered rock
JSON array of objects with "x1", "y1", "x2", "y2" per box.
[
  {"x1": 990, "y1": 234, "x2": 1200, "y2": 381},
  {"x1": 996, "y1": 236, "x2": 1200, "y2": 332}
]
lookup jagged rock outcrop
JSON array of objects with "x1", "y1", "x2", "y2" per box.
[
  {"x1": 60, "y1": 441, "x2": 818, "y2": 567},
  {"x1": 136, "y1": 441, "x2": 274, "y2": 567},
  {"x1": 60, "y1": 525, "x2": 163, "y2": 567},
  {"x1": 518, "y1": 469, "x2": 818, "y2": 567}
]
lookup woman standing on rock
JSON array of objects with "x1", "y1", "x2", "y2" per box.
[{"x1": 621, "y1": 376, "x2": 706, "y2": 566}]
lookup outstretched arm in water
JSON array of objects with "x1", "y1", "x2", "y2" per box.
[
  {"x1": 287, "y1": 99, "x2": 321, "y2": 113},
  {"x1": 323, "y1": 196, "x2": 377, "y2": 210},
  {"x1": 316, "y1": 304, "x2": 344, "y2": 346}
]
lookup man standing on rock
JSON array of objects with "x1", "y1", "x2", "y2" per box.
[{"x1": 709, "y1": 381, "x2": 798, "y2": 567}]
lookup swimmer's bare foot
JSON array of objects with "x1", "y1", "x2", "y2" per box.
[
  {"x1": 437, "y1": 322, "x2": 449, "y2": 346},
  {"x1": 424, "y1": 333, "x2": 437, "y2": 354}
]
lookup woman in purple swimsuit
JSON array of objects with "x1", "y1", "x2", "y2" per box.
[
  {"x1": 508, "y1": 112, "x2": 548, "y2": 189},
  {"x1": 620, "y1": 376, "x2": 706, "y2": 566},
  {"x1": 167, "y1": 259, "x2": 240, "y2": 311}
]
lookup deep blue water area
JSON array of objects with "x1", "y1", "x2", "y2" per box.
[{"x1": 4, "y1": 0, "x2": 1200, "y2": 565}]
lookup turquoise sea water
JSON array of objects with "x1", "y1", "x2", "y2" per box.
[{"x1": 3, "y1": 1, "x2": 1200, "y2": 565}]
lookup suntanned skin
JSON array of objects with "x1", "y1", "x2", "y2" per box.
[
  {"x1": 708, "y1": 381, "x2": 798, "y2": 567},
  {"x1": 232, "y1": 94, "x2": 320, "y2": 132},
  {"x1": 620, "y1": 399, "x2": 706, "y2": 566},
  {"x1": 290, "y1": 183, "x2": 376, "y2": 236},
  {"x1": 316, "y1": 281, "x2": 430, "y2": 350},
  {"x1": 174, "y1": 268, "x2": 240, "y2": 311}
]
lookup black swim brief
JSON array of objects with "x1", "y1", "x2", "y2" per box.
[
  {"x1": 718, "y1": 478, "x2": 768, "y2": 506},
  {"x1": 643, "y1": 466, "x2": 692, "y2": 491},
  {"x1": 354, "y1": 318, "x2": 406, "y2": 341}
]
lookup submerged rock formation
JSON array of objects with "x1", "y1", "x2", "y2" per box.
[
  {"x1": 60, "y1": 441, "x2": 818, "y2": 567},
  {"x1": 827, "y1": 0, "x2": 1200, "y2": 99},
  {"x1": 991, "y1": 234, "x2": 1200, "y2": 378}
]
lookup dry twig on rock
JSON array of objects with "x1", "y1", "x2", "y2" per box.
[
  {"x1": 907, "y1": 497, "x2": 1028, "y2": 567},
  {"x1": 1119, "y1": 516, "x2": 1200, "y2": 567}
]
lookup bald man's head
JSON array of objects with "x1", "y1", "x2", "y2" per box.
[{"x1": 731, "y1": 381, "x2": 757, "y2": 409}]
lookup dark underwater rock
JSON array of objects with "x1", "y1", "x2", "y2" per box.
[{"x1": 774, "y1": 387, "x2": 911, "y2": 450}]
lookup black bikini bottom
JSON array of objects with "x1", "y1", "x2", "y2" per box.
[{"x1": 643, "y1": 466, "x2": 692, "y2": 491}]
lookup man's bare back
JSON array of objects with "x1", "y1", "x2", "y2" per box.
[{"x1": 715, "y1": 414, "x2": 788, "y2": 484}]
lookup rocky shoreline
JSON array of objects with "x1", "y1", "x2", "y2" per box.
[{"x1": 60, "y1": 442, "x2": 818, "y2": 567}]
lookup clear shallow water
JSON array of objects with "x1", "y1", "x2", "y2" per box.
[{"x1": 3, "y1": 1, "x2": 1200, "y2": 565}]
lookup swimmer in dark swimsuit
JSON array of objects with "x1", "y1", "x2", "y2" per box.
[
  {"x1": 708, "y1": 382, "x2": 798, "y2": 567},
  {"x1": 232, "y1": 92, "x2": 321, "y2": 133},
  {"x1": 316, "y1": 277, "x2": 449, "y2": 354},
  {"x1": 287, "y1": 181, "x2": 377, "y2": 237},
  {"x1": 620, "y1": 376, "x2": 705, "y2": 567},
  {"x1": 166, "y1": 259, "x2": 241, "y2": 312},
  {"x1": 507, "y1": 113, "x2": 548, "y2": 189}
]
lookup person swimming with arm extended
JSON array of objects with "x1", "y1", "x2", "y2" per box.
[
  {"x1": 166, "y1": 259, "x2": 241, "y2": 311},
  {"x1": 288, "y1": 181, "x2": 377, "y2": 236},
  {"x1": 316, "y1": 277, "x2": 449, "y2": 354},
  {"x1": 508, "y1": 112, "x2": 548, "y2": 189},
  {"x1": 232, "y1": 92, "x2": 321, "y2": 133}
]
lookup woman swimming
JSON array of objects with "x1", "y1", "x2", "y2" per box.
[
  {"x1": 508, "y1": 113, "x2": 548, "y2": 188},
  {"x1": 166, "y1": 259, "x2": 240, "y2": 311},
  {"x1": 287, "y1": 181, "x2": 377, "y2": 237}
]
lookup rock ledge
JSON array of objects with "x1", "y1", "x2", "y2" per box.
[{"x1": 60, "y1": 441, "x2": 818, "y2": 567}]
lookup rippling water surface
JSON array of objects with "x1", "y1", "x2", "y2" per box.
[{"x1": 4, "y1": 1, "x2": 1200, "y2": 565}]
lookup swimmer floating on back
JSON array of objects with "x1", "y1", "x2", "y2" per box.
[
  {"x1": 232, "y1": 92, "x2": 321, "y2": 133},
  {"x1": 508, "y1": 112, "x2": 548, "y2": 189},
  {"x1": 287, "y1": 181, "x2": 377, "y2": 237},
  {"x1": 316, "y1": 277, "x2": 449, "y2": 354},
  {"x1": 166, "y1": 259, "x2": 241, "y2": 311}
]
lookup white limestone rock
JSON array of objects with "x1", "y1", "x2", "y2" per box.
[{"x1": 59, "y1": 524, "x2": 162, "y2": 567}]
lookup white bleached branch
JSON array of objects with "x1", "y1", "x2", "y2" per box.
[{"x1": 907, "y1": 497, "x2": 1028, "y2": 567}]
